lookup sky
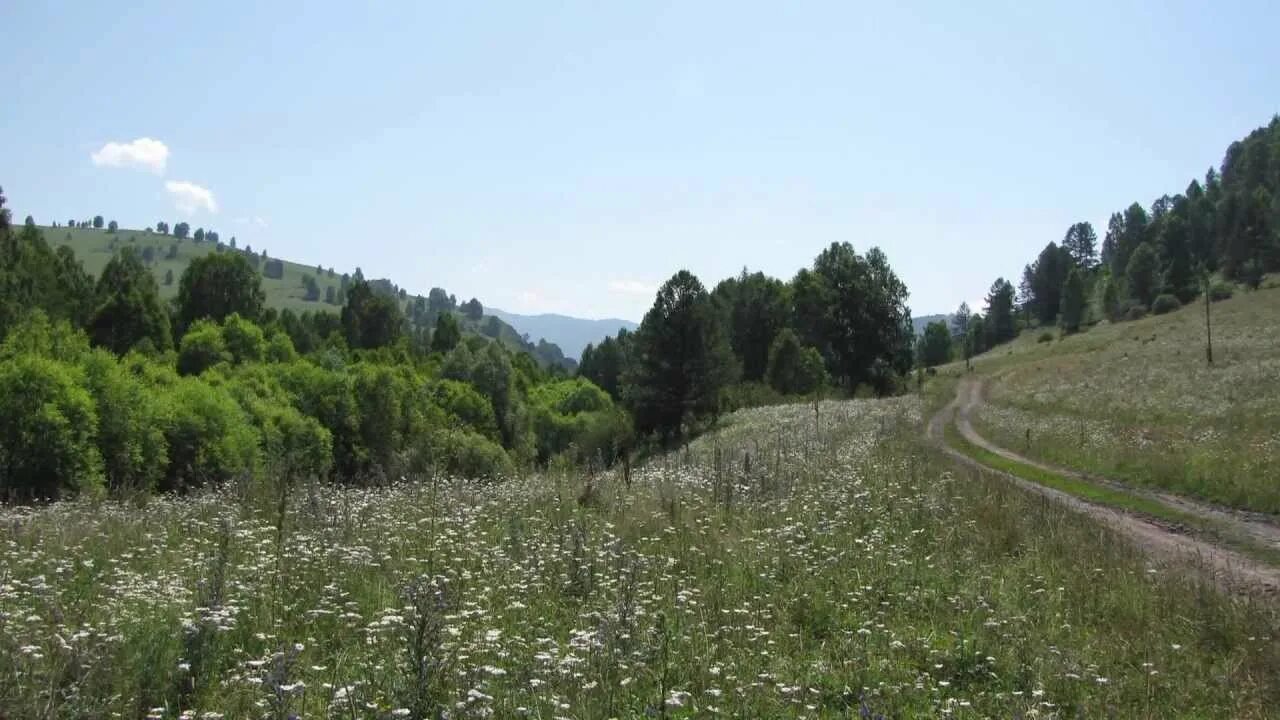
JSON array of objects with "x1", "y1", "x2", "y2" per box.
[{"x1": 2, "y1": 2, "x2": 1277, "y2": 321}]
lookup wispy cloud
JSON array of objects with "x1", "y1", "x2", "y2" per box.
[
  {"x1": 236, "y1": 215, "x2": 268, "y2": 228},
  {"x1": 608, "y1": 279, "x2": 657, "y2": 296},
  {"x1": 165, "y1": 180, "x2": 218, "y2": 214},
  {"x1": 90, "y1": 137, "x2": 169, "y2": 173}
]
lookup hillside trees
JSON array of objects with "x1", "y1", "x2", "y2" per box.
[
  {"x1": 916, "y1": 320, "x2": 952, "y2": 367},
  {"x1": 983, "y1": 278, "x2": 1017, "y2": 345},
  {"x1": 793, "y1": 244, "x2": 912, "y2": 392},
  {"x1": 93, "y1": 215, "x2": 104, "y2": 229},
  {"x1": 1126, "y1": 242, "x2": 1159, "y2": 307},
  {"x1": 177, "y1": 252, "x2": 265, "y2": 329},
  {"x1": 0, "y1": 355, "x2": 102, "y2": 499},
  {"x1": 765, "y1": 328, "x2": 827, "y2": 395},
  {"x1": 341, "y1": 279, "x2": 404, "y2": 350},
  {"x1": 174, "y1": 222, "x2": 190, "y2": 239},
  {"x1": 431, "y1": 312, "x2": 461, "y2": 353},
  {"x1": 712, "y1": 270, "x2": 790, "y2": 382},
  {"x1": 624, "y1": 270, "x2": 736, "y2": 440},
  {"x1": 1059, "y1": 267, "x2": 1085, "y2": 333},
  {"x1": 1062, "y1": 221, "x2": 1098, "y2": 268},
  {"x1": 88, "y1": 248, "x2": 172, "y2": 355}
]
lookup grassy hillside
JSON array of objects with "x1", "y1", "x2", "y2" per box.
[
  {"x1": 44, "y1": 225, "x2": 343, "y2": 313},
  {"x1": 966, "y1": 281, "x2": 1280, "y2": 513},
  {"x1": 39, "y1": 225, "x2": 572, "y2": 366}
]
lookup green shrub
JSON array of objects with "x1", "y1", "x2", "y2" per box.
[
  {"x1": 265, "y1": 331, "x2": 298, "y2": 363},
  {"x1": 273, "y1": 361, "x2": 361, "y2": 480},
  {"x1": 177, "y1": 320, "x2": 231, "y2": 376},
  {"x1": 1151, "y1": 294, "x2": 1181, "y2": 315},
  {"x1": 158, "y1": 377, "x2": 259, "y2": 491},
  {"x1": 722, "y1": 381, "x2": 786, "y2": 411},
  {"x1": 0, "y1": 355, "x2": 103, "y2": 498},
  {"x1": 1036, "y1": 331, "x2": 1054, "y2": 343},
  {"x1": 79, "y1": 349, "x2": 168, "y2": 493},
  {"x1": 1124, "y1": 304, "x2": 1149, "y2": 321},
  {"x1": 221, "y1": 313, "x2": 265, "y2": 364},
  {"x1": 430, "y1": 428, "x2": 513, "y2": 480},
  {"x1": 430, "y1": 379, "x2": 500, "y2": 442},
  {"x1": 1208, "y1": 282, "x2": 1234, "y2": 302}
]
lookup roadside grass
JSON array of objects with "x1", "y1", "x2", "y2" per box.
[
  {"x1": 943, "y1": 417, "x2": 1280, "y2": 569},
  {"x1": 2, "y1": 398, "x2": 1279, "y2": 717},
  {"x1": 967, "y1": 285, "x2": 1280, "y2": 514}
]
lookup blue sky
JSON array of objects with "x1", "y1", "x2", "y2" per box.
[{"x1": 2, "y1": 2, "x2": 1277, "y2": 321}]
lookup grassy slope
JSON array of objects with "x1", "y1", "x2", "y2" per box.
[
  {"x1": 41, "y1": 225, "x2": 563, "y2": 362},
  {"x1": 1, "y1": 398, "x2": 1276, "y2": 717},
  {"x1": 965, "y1": 283, "x2": 1280, "y2": 514}
]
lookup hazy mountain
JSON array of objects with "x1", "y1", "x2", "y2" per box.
[
  {"x1": 912, "y1": 314, "x2": 949, "y2": 337},
  {"x1": 488, "y1": 309, "x2": 639, "y2": 360}
]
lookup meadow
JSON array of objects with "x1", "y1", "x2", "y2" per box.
[
  {"x1": 2, "y1": 397, "x2": 1277, "y2": 718},
  {"x1": 968, "y1": 285, "x2": 1280, "y2": 514}
]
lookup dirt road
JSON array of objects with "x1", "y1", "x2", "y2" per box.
[{"x1": 929, "y1": 378, "x2": 1280, "y2": 598}]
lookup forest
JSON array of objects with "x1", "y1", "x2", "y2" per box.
[
  {"x1": 0, "y1": 191, "x2": 912, "y2": 500},
  {"x1": 915, "y1": 115, "x2": 1280, "y2": 367}
]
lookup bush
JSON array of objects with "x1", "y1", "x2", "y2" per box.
[
  {"x1": 178, "y1": 320, "x2": 231, "y2": 376},
  {"x1": 1036, "y1": 331, "x2": 1054, "y2": 344},
  {"x1": 722, "y1": 381, "x2": 786, "y2": 411},
  {"x1": 273, "y1": 361, "x2": 361, "y2": 480},
  {"x1": 1151, "y1": 294, "x2": 1181, "y2": 316},
  {"x1": 80, "y1": 349, "x2": 168, "y2": 493},
  {"x1": 0, "y1": 355, "x2": 104, "y2": 498},
  {"x1": 1208, "y1": 282, "x2": 1234, "y2": 302},
  {"x1": 221, "y1": 313, "x2": 265, "y2": 364},
  {"x1": 430, "y1": 379, "x2": 500, "y2": 442},
  {"x1": 429, "y1": 428, "x2": 513, "y2": 480},
  {"x1": 1124, "y1": 304, "x2": 1149, "y2": 321},
  {"x1": 158, "y1": 378, "x2": 259, "y2": 491}
]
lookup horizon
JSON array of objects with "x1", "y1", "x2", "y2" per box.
[{"x1": 3, "y1": 2, "x2": 1278, "y2": 321}]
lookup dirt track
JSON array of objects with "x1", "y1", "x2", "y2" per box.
[{"x1": 929, "y1": 378, "x2": 1280, "y2": 598}]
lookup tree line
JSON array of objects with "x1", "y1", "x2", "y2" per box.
[
  {"x1": 0, "y1": 187, "x2": 629, "y2": 500},
  {"x1": 918, "y1": 114, "x2": 1280, "y2": 368},
  {"x1": 580, "y1": 242, "x2": 914, "y2": 441}
]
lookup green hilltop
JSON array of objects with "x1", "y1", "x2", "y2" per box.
[{"x1": 37, "y1": 223, "x2": 575, "y2": 369}]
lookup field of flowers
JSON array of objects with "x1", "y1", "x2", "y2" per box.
[
  {"x1": 971, "y1": 286, "x2": 1280, "y2": 513},
  {"x1": 2, "y1": 397, "x2": 1278, "y2": 718}
]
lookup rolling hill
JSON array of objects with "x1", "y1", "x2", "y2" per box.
[{"x1": 36, "y1": 224, "x2": 575, "y2": 368}]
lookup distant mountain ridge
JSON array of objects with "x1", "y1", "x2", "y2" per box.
[
  {"x1": 912, "y1": 314, "x2": 949, "y2": 337},
  {"x1": 488, "y1": 309, "x2": 639, "y2": 361}
]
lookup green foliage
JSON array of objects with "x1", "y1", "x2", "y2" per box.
[
  {"x1": 265, "y1": 331, "x2": 298, "y2": 363},
  {"x1": 429, "y1": 379, "x2": 500, "y2": 442},
  {"x1": 341, "y1": 280, "x2": 404, "y2": 350},
  {"x1": 791, "y1": 244, "x2": 912, "y2": 392},
  {"x1": 577, "y1": 329, "x2": 630, "y2": 400},
  {"x1": 221, "y1": 313, "x2": 265, "y2": 364},
  {"x1": 765, "y1": 328, "x2": 828, "y2": 395},
  {"x1": 916, "y1": 320, "x2": 952, "y2": 367},
  {"x1": 157, "y1": 377, "x2": 259, "y2": 491},
  {"x1": 177, "y1": 252, "x2": 265, "y2": 329},
  {"x1": 0, "y1": 355, "x2": 103, "y2": 499},
  {"x1": 1151, "y1": 293, "x2": 1182, "y2": 315},
  {"x1": 983, "y1": 278, "x2": 1017, "y2": 345},
  {"x1": 177, "y1": 320, "x2": 232, "y2": 376},
  {"x1": 1058, "y1": 267, "x2": 1086, "y2": 334},
  {"x1": 1208, "y1": 282, "x2": 1234, "y2": 302},
  {"x1": 89, "y1": 248, "x2": 172, "y2": 355},
  {"x1": 431, "y1": 312, "x2": 462, "y2": 353},
  {"x1": 625, "y1": 270, "x2": 737, "y2": 440},
  {"x1": 712, "y1": 269, "x2": 790, "y2": 382},
  {"x1": 528, "y1": 378, "x2": 630, "y2": 464},
  {"x1": 1125, "y1": 241, "x2": 1159, "y2": 306},
  {"x1": 79, "y1": 349, "x2": 167, "y2": 493}
]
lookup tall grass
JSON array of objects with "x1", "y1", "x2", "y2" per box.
[{"x1": 0, "y1": 398, "x2": 1276, "y2": 717}]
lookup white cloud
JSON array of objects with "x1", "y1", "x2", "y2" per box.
[
  {"x1": 235, "y1": 215, "x2": 268, "y2": 228},
  {"x1": 165, "y1": 180, "x2": 218, "y2": 214},
  {"x1": 608, "y1": 279, "x2": 657, "y2": 296},
  {"x1": 90, "y1": 138, "x2": 169, "y2": 173}
]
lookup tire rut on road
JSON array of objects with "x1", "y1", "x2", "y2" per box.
[{"x1": 929, "y1": 378, "x2": 1280, "y2": 599}]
